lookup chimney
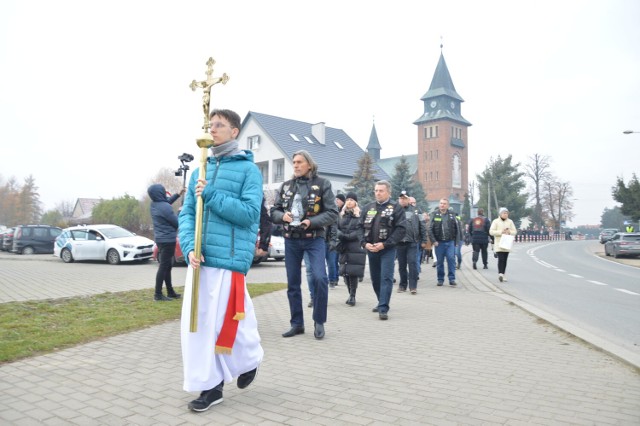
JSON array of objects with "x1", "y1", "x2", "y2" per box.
[{"x1": 311, "y1": 122, "x2": 325, "y2": 145}]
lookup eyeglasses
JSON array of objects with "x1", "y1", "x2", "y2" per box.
[{"x1": 209, "y1": 122, "x2": 233, "y2": 130}]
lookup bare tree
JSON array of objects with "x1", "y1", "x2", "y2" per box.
[
  {"x1": 543, "y1": 178, "x2": 574, "y2": 231},
  {"x1": 525, "y1": 154, "x2": 552, "y2": 230}
]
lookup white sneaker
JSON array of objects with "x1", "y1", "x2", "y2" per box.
[
  {"x1": 498, "y1": 274, "x2": 504, "y2": 282},
  {"x1": 502, "y1": 276, "x2": 508, "y2": 282}
]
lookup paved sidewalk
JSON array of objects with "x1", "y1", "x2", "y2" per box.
[{"x1": 1, "y1": 252, "x2": 640, "y2": 424}]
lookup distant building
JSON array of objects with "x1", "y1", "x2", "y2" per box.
[
  {"x1": 369, "y1": 49, "x2": 471, "y2": 213},
  {"x1": 238, "y1": 111, "x2": 389, "y2": 204},
  {"x1": 71, "y1": 198, "x2": 101, "y2": 224}
]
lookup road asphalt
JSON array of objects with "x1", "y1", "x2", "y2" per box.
[{"x1": 0, "y1": 243, "x2": 639, "y2": 425}]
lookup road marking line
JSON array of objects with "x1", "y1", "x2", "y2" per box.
[
  {"x1": 615, "y1": 289, "x2": 639, "y2": 296},
  {"x1": 588, "y1": 280, "x2": 607, "y2": 286},
  {"x1": 568, "y1": 274, "x2": 583, "y2": 278}
]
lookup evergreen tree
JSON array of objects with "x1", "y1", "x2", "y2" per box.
[
  {"x1": 600, "y1": 206, "x2": 629, "y2": 230},
  {"x1": 16, "y1": 175, "x2": 42, "y2": 224},
  {"x1": 612, "y1": 174, "x2": 640, "y2": 221},
  {"x1": 476, "y1": 155, "x2": 529, "y2": 226},
  {"x1": 344, "y1": 153, "x2": 377, "y2": 207},
  {"x1": 462, "y1": 193, "x2": 471, "y2": 222},
  {"x1": 389, "y1": 156, "x2": 428, "y2": 211}
]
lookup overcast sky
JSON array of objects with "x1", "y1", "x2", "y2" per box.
[{"x1": 1, "y1": 0, "x2": 639, "y2": 227}]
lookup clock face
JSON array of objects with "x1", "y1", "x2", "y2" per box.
[
  {"x1": 450, "y1": 101, "x2": 455, "y2": 109},
  {"x1": 430, "y1": 100, "x2": 437, "y2": 108}
]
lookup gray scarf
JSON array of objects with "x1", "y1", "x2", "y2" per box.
[{"x1": 211, "y1": 139, "x2": 242, "y2": 158}]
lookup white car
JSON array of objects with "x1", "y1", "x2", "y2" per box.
[
  {"x1": 54, "y1": 224, "x2": 155, "y2": 265},
  {"x1": 268, "y1": 235, "x2": 285, "y2": 260}
]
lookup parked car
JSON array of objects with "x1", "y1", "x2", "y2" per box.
[
  {"x1": 54, "y1": 224, "x2": 154, "y2": 264},
  {"x1": 604, "y1": 232, "x2": 640, "y2": 258},
  {"x1": 1, "y1": 227, "x2": 15, "y2": 251},
  {"x1": 11, "y1": 225, "x2": 62, "y2": 254},
  {"x1": 599, "y1": 228, "x2": 618, "y2": 244},
  {"x1": 152, "y1": 236, "x2": 186, "y2": 266},
  {"x1": 268, "y1": 235, "x2": 285, "y2": 260},
  {"x1": 0, "y1": 228, "x2": 16, "y2": 251}
]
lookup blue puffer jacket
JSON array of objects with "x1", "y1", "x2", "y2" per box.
[
  {"x1": 178, "y1": 150, "x2": 262, "y2": 274},
  {"x1": 148, "y1": 184, "x2": 180, "y2": 243}
]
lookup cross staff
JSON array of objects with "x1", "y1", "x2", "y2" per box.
[
  {"x1": 189, "y1": 57, "x2": 229, "y2": 133},
  {"x1": 188, "y1": 57, "x2": 229, "y2": 333}
]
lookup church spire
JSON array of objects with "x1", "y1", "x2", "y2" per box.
[{"x1": 366, "y1": 120, "x2": 381, "y2": 161}]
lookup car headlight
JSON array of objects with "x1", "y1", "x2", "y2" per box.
[{"x1": 120, "y1": 243, "x2": 135, "y2": 249}]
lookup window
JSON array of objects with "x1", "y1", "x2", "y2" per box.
[
  {"x1": 256, "y1": 161, "x2": 268, "y2": 184},
  {"x1": 333, "y1": 141, "x2": 344, "y2": 149},
  {"x1": 248, "y1": 135, "x2": 260, "y2": 150},
  {"x1": 273, "y1": 159, "x2": 285, "y2": 183},
  {"x1": 289, "y1": 133, "x2": 300, "y2": 142},
  {"x1": 304, "y1": 136, "x2": 314, "y2": 144}
]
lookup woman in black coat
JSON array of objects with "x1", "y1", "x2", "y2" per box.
[{"x1": 337, "y1": 192, "x2": 366, "y2": 306}]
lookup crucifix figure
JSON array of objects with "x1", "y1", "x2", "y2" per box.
[{"x1": 189, "y1": 57, "x2": 229, "y2": 132}]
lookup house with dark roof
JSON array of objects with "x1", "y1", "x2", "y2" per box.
[
  {"x1": 71, "y1": 198, "x2": 102, "y2": 224},
  {"x1": 238, "y1": 111, "x2": 388, "y2": 203}
]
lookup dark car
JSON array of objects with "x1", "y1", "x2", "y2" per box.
[
  {"x1": 11, "y1": 225, "x2": 62, "y2": 254},
  {"x1": 599, "y1": 228, "x2": 618, "y2": 244},
  {"x1": 604, "y1": 232, "x2": 640, "y2": 258}
]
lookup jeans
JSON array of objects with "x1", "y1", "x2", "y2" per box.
[
  {"x1": 326, "y1": 246, "x2": 339, "y2": 283},
  {"x1": 285, "y1": 237, "x2": 328, "y2": 326},
  {"x1": 303, "y1": 251, "x2": 314, "y2": 299},
  {"x1": 396, "y1": 243, "x2": 418, "y2": 290},
  {"x1": 367, "y1": 247, "x2": 397, "y2": 314},
  {"x1": 435, "y1": 240, "x2": 456, "y2": 283},
  {"x1": 455, "y1": 241, "x2": 463, "y2": 265},
  {"x1": 155, "y1": 242, "x2": 176, "y2": 296}
]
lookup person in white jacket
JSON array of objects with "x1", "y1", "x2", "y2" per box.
[{"x1": 489, "y1": 207, "x2": 517, "y2": 282}]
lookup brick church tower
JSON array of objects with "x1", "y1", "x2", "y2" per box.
[{"x1": 413, "y1": 50, "x2": 471, "y2": 213}]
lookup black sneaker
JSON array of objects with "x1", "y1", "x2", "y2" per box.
[
  {"x1": 237, "y1": 366, "x2": 259, "y2": 389},
  {"x1": 372, "y1": 306, "x2": 379, "y2": 313},
  {"x1": 437, "y1": 281, "x2": 444, "y2": 286},
  {"x1": 154, "y1": 294, "x2": 172, "y2": 301},
  {"x1": 450, "y1": 281, "x2": 457, "y2": 286},
  {"x1": 167, "y1": 292, "x2": 181, "y2": 299},
  {"x1": 379, "y1": 312, "x2": 389, "y2": 320},
  {"x1": 307, "y1": 299, "x2": 313, "y2": 308},
  {"x1": 188, "y1": 387, "x2": 223, "y2": 412}
]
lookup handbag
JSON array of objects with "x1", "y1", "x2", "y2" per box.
[{"x1": 498, "y1": 234, "x2": 515, "y2": 250}]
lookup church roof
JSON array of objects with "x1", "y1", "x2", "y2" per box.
[
  {"x1": 420, "y1": 52, "x2": 464, "y2": 102},
  {"x1": 366, "y1": 123, "x2": 381, "y2": 150},
  {"x1": 244, "y1": 111, "x2": 389, "y2": 180},
  {"x1": 376, "y1": 154, "x2": 418, "y2": 178}
]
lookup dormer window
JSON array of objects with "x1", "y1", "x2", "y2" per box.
[
  {"x1": 304, "y1": 136, "x2": 314, "y2": 144},
  {"x1": 289, "y1": 133, "x2": 300, "y2": 141}
]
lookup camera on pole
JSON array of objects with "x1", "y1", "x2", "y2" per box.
[{"x1": 175, "y1": 153, "x2": 194, "y2": 205}]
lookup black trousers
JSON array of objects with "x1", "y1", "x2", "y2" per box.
[
  {"x1": 497, "y1": 251, "x2": 510, "y2": 274},
  {"x1": 471, "y1": 242, "x2": 489, "y2": 265},
  {"x1": 155, "y1": 242, "x2": 176, "y2": 296}
]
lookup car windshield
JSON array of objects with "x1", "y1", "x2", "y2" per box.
[
  {"x1": 99, "y1": 226, "x2": 135, "y2": 239},
  {"x1": 622, "y1": 235, "x2": 640, "y2": 241}
]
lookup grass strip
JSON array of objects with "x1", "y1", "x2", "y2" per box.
[{"x1": 0, "y1": 283, "x2": 286, "y2": 364}]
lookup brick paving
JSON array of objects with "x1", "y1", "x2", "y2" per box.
[{"x1": 1, "y1": 248, "x2": 639, "y2": 425}]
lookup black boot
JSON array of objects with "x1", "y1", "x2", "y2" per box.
[
  {"x1": 346, "y1": 277, "x2": 357, "y2": 306},
  {"x1": 167, "y1": 287, "x2": 181, "y2": 299}
]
